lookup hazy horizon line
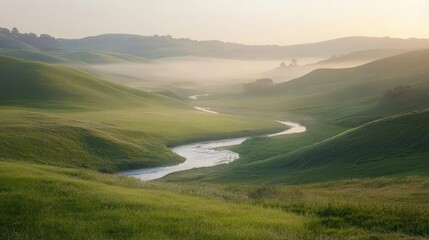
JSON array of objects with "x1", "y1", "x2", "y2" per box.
[{"x1": 3, "y1": 26, "x2": 429, "y2": 47}]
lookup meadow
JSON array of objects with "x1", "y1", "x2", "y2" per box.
[
  {"x1": 1, "y1": 161, "x2": 428, "y2": 239},
  {"x1": 1, "y1": 36, "x2": 429, "y2": 240}
]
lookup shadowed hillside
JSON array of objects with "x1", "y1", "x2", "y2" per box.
[
  {"x1": 204, "y1": 50, "x2": 429, "y2": 126},
  {"x1": 166, "y1": 109, "x2": 429, "y2": 184},
  {"x1": 0, "y1": 56, "x2": 181, "y2": 109},
  {"x1": 165, "y1": 50, "x2": 429, "y2": 184}
]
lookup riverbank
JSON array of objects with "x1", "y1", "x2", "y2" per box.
[{"x1": 120, "y1": 121, "x2": 306, "y2": 180}]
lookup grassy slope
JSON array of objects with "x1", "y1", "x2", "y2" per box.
[
  {"x1": 165, "y1": 50, "x2": 429, "y2": 183},
  {"x1": 1, "y1": 161, "x2": 427, "y2": 239},
  {"x1": 315, "y1": 48, "x2": 411, "y2": 65},
  {"x1": 0, "y1": 162, "x2": 312, "y2": 240},
  {"x1": 58, "y1": 35, "x2": 429, "y2": 59},
  {"x1": 0, "y1": 41, "x2": 428, "y2": 240},
  {"x1": 0, "y1": 35, "x2": 38, "y2": 51},
  {"x1": 0, "y1": 49, "x2": 66, "y2": 63},
  {"x1": 198, "y1": 50, "x2": 429, "y2": 127},
  {"x1": 167, "y1": 109, "x2": 429, "y2": 184},
  {"x1": 0, "y1": 56, "x2": 282, "y2": 172},
  {"x1": 46, "y1": 49, "x2": 148, "y2": 64},
  {"x1": 267, "y1": 109, "x2": 429, "y2": 183},
  {"x1": 0, "y1": 48, "x2": 148, "y2": 65},
  {"x1": 0, "y1": 56, "x2": 177, "y2": 109}
]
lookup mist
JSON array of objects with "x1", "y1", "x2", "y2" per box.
[
  {"x1": 91, "y1": 56, "x2": 377, "y2": 89},
  {"x1": 92, "y1": 57, "x2": 324, "y2": 87}
]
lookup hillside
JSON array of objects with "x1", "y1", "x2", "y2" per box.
[
  {"x1": 166, "y1": 109, "x2": 429, "y2": 184},
  {"x1": 164, "y1": 50, "x2": 429, "y2": 184},
  {"x1": 0, "y1": 56, "x2": 284, "y2": 172},
  {"x1": 46, "y1": 49, "x2": 148, "y2": 64},
  {"x1": 0, "y1": 34, "x2": 38, "y2": 51},
  {"x1": 0, "y1": 161, "x2": 311, "y2": 240},
  {"x1": 0, "y1": 49, "x2": 66, "y2": 63},
  {"x1": 2, "y1": 161, "x2": 428, "y2": 239},
  {"x1": 0, "y1": 56, "x2": 177, "y2": 109},
  {"x1": 265, "y1": 109, "x2": 429, "y2": 183},
  {"x1": 0, "y1": 48, "x2": 149, "y2": 65},
  {"x1": 58, "y1": 34, "x2": 429, "y2": 59},
  {"x1": 2, "y1": 27, "x2": 429, "y2": 60},
  {"x1": 314, "y1": 48, "x2": 410, "y2": 66},
  {"x1": 203, "y1": 50, "x2": 429, "y2": 126}
]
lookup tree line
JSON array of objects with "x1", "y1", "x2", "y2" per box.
[{"x1": 0, "y1": 27, "x2": 58, "y2": 50}]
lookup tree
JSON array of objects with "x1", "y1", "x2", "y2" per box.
[
  {"x1": 280, "y1": 62, "x2": 287, "y2": 68},
  {"x1": 0, "y1": 27, "x2": 10, "y2": 35},
  {"x1": 289, "y1": 58, "x2": 298, "y2": 67},
  {"x1": 11, "y1": 27, "x2": 19, "y2": 35}
]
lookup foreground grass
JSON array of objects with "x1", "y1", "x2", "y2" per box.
[
  {"x1": 153, "y1": 177, "x2": 429, "y2": 239},
  {"x1": 1, "y1": 161, "x2": 427, "y2": 239},
  {"x1": 0, "y1": 162, "x2": 312, "y2": 240}
]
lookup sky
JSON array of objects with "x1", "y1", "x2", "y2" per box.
[{"x1": 1, "y1": 0, "x2": 428, "y2": 45}]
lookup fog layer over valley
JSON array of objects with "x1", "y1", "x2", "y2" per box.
[{"x1": 91, "y1": 56, "x2": 378, "y2": 88}]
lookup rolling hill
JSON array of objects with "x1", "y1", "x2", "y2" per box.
[
  {"x1": 0, "y1": 56, "x2": 189, "y2": 171},
  {"x1": 0, "y1": 48, "x2": 149, "y2": 65},
  {"x1": 0, "y1": 49, "x2": 66, "y2": 63},
  {"x1": 0, "y1": 34, "x2": 38, "y2": 51},
  {"x1": 3, "y1": 28, "x2": 429, "y2": 60},
  {"x1": 165, "y1": 109, "x2": 429, "y2": 184},
  {"x1": 267, "y1": 109, "x2": 429, "y2": 183},
  {"x1": 0, "y1": 56, "x2": 177, "y2": 109},
  {"x1": 58, "y1": 35, "x2": 429, "y2": 59},
  {"x1": 46, "y1": 49, "x2": 148, "y2": 64},
  {"x1": 165, "y1": 50, "x2": 429, "y2": 184},
  {"x1": 0, "y1": 56, "x2": 282, "y2": 172},
  {"x1": 314, "y1": 48, "x2": 410, "y2": 66},
  {"x1": 203, "y1": 50, "x2": 429, "y2": 126}
]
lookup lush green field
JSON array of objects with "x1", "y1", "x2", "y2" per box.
[
  {"x1": 0, "y1": 106, "x2": 283, "y2": 172},
  {"x1": 0, "y1": 56, "x2": 284, "y2": 172},
  {"x1": 1, "y1": 44, "x2": 428, "y2": 240},
  {"x1": 0, "y1": 49, "x2": 66, "y2": 63},
  {"x1": 1, "y1": 161, "x2": 427, "y2": 239},
  {"x1": 194, "y1": 50, "x2": 429, "y2": 127},
  {"x1": 0, "y1": 56, "x2": 177, "y2": 109},
  {"x1": 165, "y1": 51, "x2": 429, "y2": 183},
  {"x1": 0, "y1": 47, "x2": 148, "y2": 65},
  {"x1": 0, "y1": 162, "x2": 312, "y2": 240},
  {"x1": 167, "y1": 109, "x2": 429, "y2": 183},
  {"x1": 46, "y1": 49, "x2": 148, "y2": 64}
]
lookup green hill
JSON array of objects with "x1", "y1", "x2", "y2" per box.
[
  {"x1": 267, "y1": 109, "x2": 429, "y2": 183},
  {"x1": 0, "y1": 35, "x2": 38, "y2": 50},
  {"x1": 165, "y1": 50, "x2": 429, "y2": 184},
  {"x1": 274, "y1": 49, "x2": 429, "y2": 105},
  {"x1": 0, "y1": 49, "x2": 65, "y2": 63},
  {"x1": 207, "y1": 50, "x2": 429, "y2": 126},
  {"x1": 166, "y1": 109, "x2": 429, "y2": 184},
  {"x1": 46, "y1": 49, "x2": 148, "y2": 64},
  {"x1": 0, "y1": 48, "x2": 148, "y2": 64},
  {"x1": 58, "y1": 35, "x2": 429, "y2": 59},
  {"x1": 315, "y1": 48, "x2": 410, "y2": 65},
  {"x1": 0, "y1": 56, "x2": 177, "y2": 109},
  {"x1": 0, "y1": 56, "x2": 282, "y2": 172}
]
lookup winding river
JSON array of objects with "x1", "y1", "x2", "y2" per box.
[
  {"x1": 120, "y1": 94, "x2": 306, "y2": 180},
  {"x1": 120, "y1": 120, "x2": 306, "y2": 181}
]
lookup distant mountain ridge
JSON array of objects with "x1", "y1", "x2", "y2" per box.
[
  {"x1": 2, "y1": 27, "x2": 429, "y2": 59},
  {"x1": 57, "y1": 35, "x2": 429, "y2": 59}
]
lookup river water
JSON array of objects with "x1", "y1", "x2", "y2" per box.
[{"x1": 120, "y1": 121, "x2": 306, "y2": 181}]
